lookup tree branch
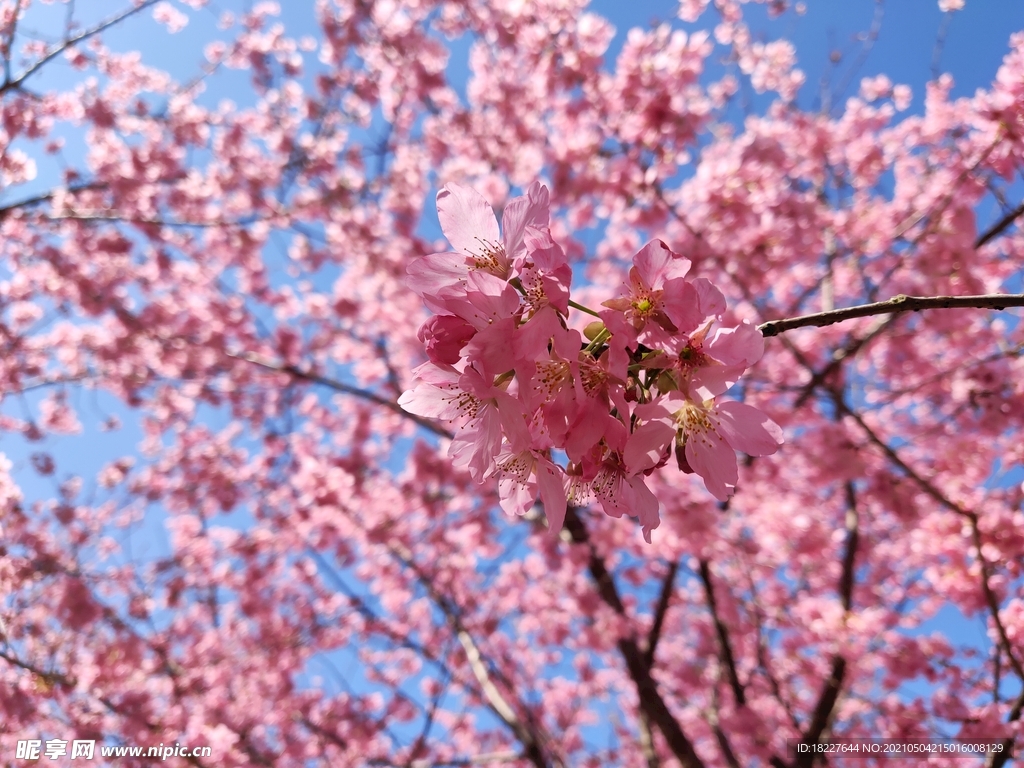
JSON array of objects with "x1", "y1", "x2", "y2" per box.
[
  {"x1": 698, "y1": 559, "x2": 746, "y2": 708},
  {"x1": 0, "y1": 0, "x2": 161, "y2": 93},
  {"x1": 833, "y1": 397, "x2": 1024, "y2": 755},
  {"x1": 976, "y1": 200, "x2": 1024, "y2": 249},
  {"x1": 0, "y1": 181, "x2": 109, "y2": 219},
  {"x1": 987, "y1": 687, "x2": 1024, "y2": 768},
  {"x1": 759, "y1": 293, "x2": 1024, "y2": 338},
  {"x1": 0, "y1": 649, "x2": 210, "y2": 768},
  {"x1": 643, "y1": 559, "x2": 679, "y2": 668},
  {"x1": 385, "y1": 541, "x2": 560, "y2": 768},
  {"x1": 790, "y1": 483, "x2": 859, "y2": 768},
  {"x1": 792, "y1": 315, "x2": 894, "y2": 409},
  {"x1": 562, "y1": 508, "x2": 707, "y2": 768},
  {"x1": 229, "y1": 351, "x2": 454, "y2": 440}
]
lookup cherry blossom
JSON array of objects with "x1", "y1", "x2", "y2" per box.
[
  {"x1": 625, "y1": 394, "x2": 784, "y2": 501},
  {"x1": 406, "y1": 181, "x2": 550, "y2": 311}
]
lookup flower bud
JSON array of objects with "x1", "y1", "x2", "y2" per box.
[{"x1": 584, "y1": 321, "x2": 606, "y2": 341}]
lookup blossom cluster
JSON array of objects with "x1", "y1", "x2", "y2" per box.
[{"x1": 400, "y1": 183, "x2": 783, "y2": 540}]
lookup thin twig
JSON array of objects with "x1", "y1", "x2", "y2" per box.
[
  {"x1": 385, "y1": 541, "x2": 560, "y2": 768},
  {"x1": 931, "y1": 9, "x2": 952, "y2": 80},
  {"x1": 759, "y1": 293, "x2": 1024, "y2": 338},
  {"x1": 0, "y1": 0, "x2": 160, "y2": 93},
  {"x1": 228, "y1": 351, "x2": 453, "y2": 440},
  {"x1": 792, "y1": 315, "x2": 893, "y2": 408},
  {"x1": 976, "y1": 200, "x2": 1024, "y2": 249}
]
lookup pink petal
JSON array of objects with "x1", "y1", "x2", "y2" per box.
[
  {"x1": 498, "y1": 474, "x2": 536, "y2": 517},
  {"x1": 633, "y1": 393, "x2": 682, "y2": 421},
  {"x1": 633, "y1": 239, "x2": 690, "y2": 288},
  {"x1": 442, "y1": 271, "x2": 520, "y2": 330},
  {"x1": 535, "y1": 458, "x2": 567, "y2": 535},
  {"x1": 685, "y1": 431, "x2": 738, "y2": 501},
  {"x1": 407, "y1": 252, "x2": 470, "y2": 309},
  {"x1": 502, "y1": 184, "x2": 550, "y2": 266},
  {"x1": 564, "y1": 404, "x2": 612, "y2": 461},
  {"x1": 541, "y1": 269, "x2": 571, "y2": 315},
  {"x1": 462, "y1": 319, "x2": 516, "y2": 378},
  {"x1": 624, "y1": 420, "x2": 676, "y2": 475},
  {"x1": 660, "y1": 278, "x2": 703, "y2": 335},
  {"x1": 598, "y1": 308, "x2": 638, "y2": 348},
  {"x1": 625, "y1": 476, "x2": 660, "y2": 542},
  {"x1": 437, "y1": 183, "x2": 500, "y2": 255},
  {"x1": 493, "y1": 391, "x2": 532, "y2": 451},
  {"x1": 688, "y1": 363, "x2": 745, "y2": 401},
  {"x1": 513, "y1": 305, "x2": 562, "y2": 363},
  {"x1": 398, "y1": 364, "x2": 462, "y2": 419},
  {"x1": 692, "y1": 277, "x2": 726, "y2": 318},
  {"x1": 451, "y1": 405, "x2": 504, "y2": 481},
  {"x1": 399, "y1": 382, "x2": 454, "y2": 420},
  {"x1": 715, "y1": 401, "x2": 784, "y2": 456},
  {"x1": 707, "y1": 322, "x2": 764, "y2": 367},
  {"x1": 523, "y1": 225, "x2": 566, "y2": 271}
]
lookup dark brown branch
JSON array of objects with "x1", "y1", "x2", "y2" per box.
[
  {"x1": 698, "y1": 559, "x2": 746, "y2": 707},
  {"x1": 562, "y1": 509, "x2": 707, "y2": 768},
  {"x1": 838, "y1": 483, "x2": 859, "y2": 614},
  {"x1": 987, "y1": 687, "x2": 1024, "y2": 768},
  {"x1": 745, "y1": 570, "x2": 803, "y2": 731},
  {"x1": 790, "y1": 483, "x2": 859, "y2": 768},
  {"x1": 772, "y1": 311, "x2": 1024, "y2": 765},
  {"x1": 705, "y1": 656, "x2": 743, "y2": 768},
  {"x1": 969, "y1": 515, "x2": 1024, "y2": 682},
  {"x1": 643, "y1": 560, "x2": 679, "y2": 668},
  {"x1": 712, "y1": 722, "x2": 742, "y2": 768},
  {"x1": 759, "y1": 293, "x2": 1024, "y2": 338},
  {"x1": 976, "y1": 200, "x2": 1024, "y2": 248}
]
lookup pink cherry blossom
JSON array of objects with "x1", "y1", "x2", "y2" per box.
[
  {"x1": 600, "y1": 239, "x2": 702, "y2": 345},
  {"x1": 673, "y1": 319, "x2": 766, "y2": 400},
  {"x1": 407, "y1": 182, "x2": 551, "y2": 312},
  {"x1": 399, "y1": 363, "x2": 529, "y2": 481},
  {"x1": 567, "y1": 452, "x2": 661, "y2": 542},
  {"x1": 626, "y1": 394, "x2": 784, "y2": 500},
  {"x1": 417, "y1": 314, "x2": 476, "y2": 365},
  {"x1": 511, "y1": 307, "x2": 584, "y2": 445},
  {"x1": 490, "y1": 444, "x2": 567, "y2": 532}
]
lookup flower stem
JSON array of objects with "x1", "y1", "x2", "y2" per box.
[
  {"x1": 584, "y1": 327, "x2": 611, "y2": 354},
  {"x1": 569, "y1": 299, "x2": 601, "y2": 318}
]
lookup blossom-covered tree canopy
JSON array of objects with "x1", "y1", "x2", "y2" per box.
[{"x1": 1, "y1": 0, "x2": 1024, "y2": 765}]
